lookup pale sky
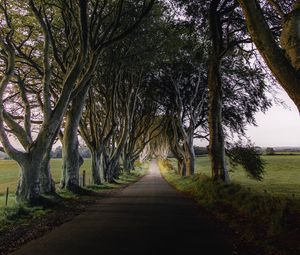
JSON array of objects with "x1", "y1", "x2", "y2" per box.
[
  {"x1": 197, "y1": 88, "x2": 300, "y2": 148},
  {"x1": 246, "y1": 89, "x2": 300, "y2": 147}
]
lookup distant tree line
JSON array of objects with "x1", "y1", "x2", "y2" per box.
[{"x1": 51, "y1": 146, "x2": 91, "y2": 159}]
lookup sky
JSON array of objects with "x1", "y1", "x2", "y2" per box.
[
  {"x1": 196, "y1": 87, "x2": 300, "y2": 148},
  {"x1": 245, "y1": 89, "x2": 300, "y2": 147}
]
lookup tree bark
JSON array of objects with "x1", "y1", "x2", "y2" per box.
[
  {"x1": 177, "y1": 159, "x2": 184, "y2": 175},
  {"x1": 237, "y1": 0, "x2": 300, "y2": 111},
  {"x1": 16, "y1": 155, "x2": 42, "y2": 204},
  {"x1": 40, "y1": 150, "x2": 55, "y2": 194},
  {"x1": 208, "y1": 0, "x2": 229, "y2": 182},
  {"x1": 183, "y1": 134, "x2": 195, "y2": 176},
  {"x1": 105, "y1": 161, "x2": 116, "y2": 183},
  {"x1": 208, "y1": 58, "x2": 229, "y2": 182},
  {"x1": 61, "y1": 87, "x2": 89, "y2": 192},
  {"x1": 123, "y1": 154, "x2": 134, "y2": 173},
  {"x1": 91, "y1": 150, "x2": 102, "y2": 185},
  {"x1": 105, "y1": 155, "x2": 121, "y2": 183}
]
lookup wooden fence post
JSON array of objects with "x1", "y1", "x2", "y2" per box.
[
  {"x1": 83, "y1": 170, "x2": 86, "y2": 187},
  {"x1": 5, "y1": 187, "x2": 9, "y2": 206}
]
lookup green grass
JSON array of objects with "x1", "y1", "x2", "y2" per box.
[
  {"x1": 159, "y1": 159, "x2": 300, "y2": 254},
  {"x1": 0, "y1": 159, "x2": 148, "y2": 224},
  {"x1": 170, "y1": 154, "x2": 300, "y2": 198},
  {"x1": 0, "y1": 158, "x2": 148, "y2": 212},
  {"x1": 0, "y1": 158, "x2": 92, "y2": 195}
]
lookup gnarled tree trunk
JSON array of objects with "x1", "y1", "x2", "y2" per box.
[
  {"x1": 61, "y1": 88, "x2": 89, "y2": 192},
  {"x1": 40, "y1": 150, "x2": 55, "y2": 194},
  {"x1": 123, "y1": 154, "x2": 134, "y2": 173},
  {"x1": 91, "y1": 150, "x2": 102, "y2": 185},
  {"x1": 16, "y1": 154, "x2": 42, "y2": 204},
  {"x1": 183, "y1": 134, "x2": 195, "y2": 176}
]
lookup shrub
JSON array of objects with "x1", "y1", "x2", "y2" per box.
[{"x1": 265, "y1": 147, "x2": 275, "y2": 155}]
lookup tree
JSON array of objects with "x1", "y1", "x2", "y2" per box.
[
  {"x1": 0, "y1": 0, "x2": 92, "y2": 203},
  {"x1": 0, "y1": 0, "x2": 155, "y2": 202},
  {"x1": 52, "y1": 146, "x2": 62, "y2": 158},
  {"x1": 174, "y1": 0, "x2": 272, "y2": 181},
  {"x1": 265, "y1": 147, "x2": 275, "y2": 155},
  {"x1": 237, "y1": 0, "x2": 300, "y2": 111},
  {"x1": 59, "y1": 0, "x2": 155, "y2": 191},
  {"x1": 79, "y1": 68, "x2": 118, "y2": 185},
  {"x1": 194, "y1": 146, "x2": 208, "y2": 156}
]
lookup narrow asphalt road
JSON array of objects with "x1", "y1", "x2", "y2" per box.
[{"x1": 10, "y1": 160, "x2": 234, "y2": 255}]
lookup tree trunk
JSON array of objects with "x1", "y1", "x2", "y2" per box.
[
  {"x1": 102, "y1": 149, "x2": 109, "y2": 182},
  {"x1": 177, "y1": 159, "x2": 182, "y2": 175},
  {"x1": 16, "y1": 155, "x2": 42, "y2": 204},
  {"x1": 280, "y1": 6, "x2": 300, "y2": 71},
  {"x1": 113, "y1": 161, "x2": 121, "y2": 179},
  {"x1": 177, "y1": 158, "x2": 186, "y2": 176},
  {"x1": 105, "y1": 163, "x2": 114, "y2": 183},
  {"x1": 208, "y1": 58, "x2": 229, "y2": 182},
  {"x1": 106, "y1": 159, "x2": 119, "y2": 183},
  {"x1": 40, "y1": 151, "x2": 55, "y2": 194},
  {"x1": 61, "y1": 87, "x2": 89, "y2": 192},
  {"x1": 91, "y1": 150, "x2": 102, "y2": 185},
  {"x1": 123, "y1": 155, "x2": 134, "y2": 173},
  {"x1": 184, "y1": 155, "x2": 195, "y2": 177},
  {"x1": 208, "y1": 0, "x2": 229, "y2": 182},
  {"x1": 61, "y1": 133, "x2": 81, "y2": 191},
  {"x1": 183, "y1": 135, "x2": 195, "y2": 176}
]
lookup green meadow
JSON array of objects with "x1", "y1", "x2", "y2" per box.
[
  {"x1": 0, "y1": 158, "x2": 148, "y2": 210},
  {"x1": 192, "y1": 154, "x2": 300, "y2": 197},
  {"x1": 0, "y1": 159, "x2": 92, "y2": 207},
  {"x1": 0, "y1": 159, "x2": 92, "y2": 195},
  {"x1": 0, "y1": 154, "x2": 299, "y2": 206}
]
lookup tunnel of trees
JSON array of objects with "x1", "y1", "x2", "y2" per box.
[{"x1": 0, "y1": 0, "x2": 299, "y2": 204}]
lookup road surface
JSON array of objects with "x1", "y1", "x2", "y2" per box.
[{"x1": 10, "y1": 160, "x2": 234, "y2": 255}]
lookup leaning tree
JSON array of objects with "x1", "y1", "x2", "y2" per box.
[{"x1": 237, "y1": 0, "x2": 300, "y2": 111}]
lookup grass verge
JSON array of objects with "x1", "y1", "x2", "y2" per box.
[
  {"x1": 0, "y1": 165, "x2": 148, "y2": 255},
  {"x1": 158, "y1": 159, "x2": 300, "y2": 255}
]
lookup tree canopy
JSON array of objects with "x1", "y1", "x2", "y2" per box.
[{"x1": 0, "y1": 0, "x2": 297, "y2": 204}]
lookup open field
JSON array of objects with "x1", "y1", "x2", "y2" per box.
[
  {"x1": 171, "y1": 154, "x2": 300, "y2": 198},
  {"x1": 0, "y1": 159, "x2": 92, "y2": 207},
  {"x1": 0, "y1": 159, "x2": 148, "y2": 207},
  {"x1": 0, "y1": 159, "x2": 92, "y2": 195},
  {"x1": 0, "y1": 154, "x2": 299, "y2": 203}
]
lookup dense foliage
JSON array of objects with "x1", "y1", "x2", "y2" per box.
[{"x1": 0, "y1": 0, "x2": 298, "y2": 204}]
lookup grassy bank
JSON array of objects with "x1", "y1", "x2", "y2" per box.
[
  {"x1": 179, "y1": 155, "x2": 300, "y2": 197},
  {"x1": 0, "y1": 162, "x2": 148, "y2": 254},
  {"x1": 0, "y1": 159, "x2": 147, "y2": 206},
  {"x1": 159, "y1": 159, "x2": 300, "y2": 255},
  {"x1": 0, "y1": 160, "x2": 148, "y2": 222}
]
